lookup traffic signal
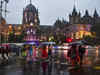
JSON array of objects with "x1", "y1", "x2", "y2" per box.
[{"x1": 66, "y1": 38, "x2": 72, "y2": 43}]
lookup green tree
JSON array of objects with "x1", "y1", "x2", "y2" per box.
[
  {"x1": 83, "y1": 35, "x2": 96, "y2": 45},
  {"x1": 8, "y1": 32, "x2": 15, "y2": 43},
  {"x1": 15, "y1": 31, "x2": 26, "y2": 43},
  {"x1": 1, "y1": 33, "x2": 5, "y2": 43}
]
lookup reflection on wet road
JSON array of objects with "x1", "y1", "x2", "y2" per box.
[{"x1": 0, "y1": 48, "x2": 100, "y2": 75}]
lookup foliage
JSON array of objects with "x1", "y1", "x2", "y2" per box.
[
  {"x1": 1, "y1": 33, "x2": 5, "y2": 43},
  {"x1": 91, "y1": 23, "x2": 100, "y2": 37},
  {"x1": 15, "y1": 31, "x2": 26, "y2": 43},
  {"x1": 8, "y1": 32, "x2": 15, "y2": 43},
  {"x1": 83, "y1": 35, "x2": 97, "y2": 46}
]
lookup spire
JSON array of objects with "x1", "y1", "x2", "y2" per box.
[
  {"x1": 30, "y1": 0, "x2": 32, "y2": 4},
  {"x1": 93, "y1": 8, "x2": 99, "y2": 18},
  {"x1": 36, "y1": 8, "x2": 39, "y2": 15},
  {"x1": 84, "y1": 10, "x2": 89, "y2": 17},
  {"x1": 72, "y1": 5, "x2": 77, "y2": 16},
  {"x1": 73, "y1": 5, "x2": 76, "y2": 13},
  {"x1": 79, "y1": 11, "x2": 81, "y2": 16}
]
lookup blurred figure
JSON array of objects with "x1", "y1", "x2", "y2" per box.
[
  {"x1": 78, "y1": 45, "x2": 86, "y2": 65},
  {"x1": 48, "y1": 61, "x2": 52, "y2": 75},
  {"x1": 0, "y1": 47, "x2": 3, "y2": 59},
  {"x1": 2, "y1": 47, "x2": 6, "y2": 60},
  {"x1": 26, "y1": 46, "x2": 33, "y2": 63},
  {"x1": 67, "y1": 44, "x2": 79, "y2": 66},
  {"x1": 4, "y1": 46, "x2": 9, "y2": 60},
  {"x1": 41, "y1": 61, "x2": 48, "y2": 75},
  {"x1": 41, "y1": 45, "x2": 48, "y2": 60},
  {"x1": 48, "y1": 45, "x2": 53, "y2": 61},
  {"x1": 32, "y1": 45, "x2": 37, "y2": 61},
  {"x1": 6, "y1": 46, "x2": 9, "y2": 56}
]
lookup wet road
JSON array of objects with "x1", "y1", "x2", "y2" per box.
[{"x1": 0, "y1": 47, "x2": 100, "y2": 75}]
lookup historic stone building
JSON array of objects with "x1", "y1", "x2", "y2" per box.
[
  {"x1": 22, "y1": 3, "x2": 40, "y2": 25},
  {"x1": 67, "y1": 6, "x2": 100, "y2": 40},
  {"x1": 0, "y1": 1, "x2": 53, "y2": 42},
  {"x1": 69, "y1": 6, "x2": 100, "y2": 25},
  {"x1": 0, "y1": 3, "x2": 100, "y2": 42}
]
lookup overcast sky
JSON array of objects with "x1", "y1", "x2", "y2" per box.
[{"x1": 3, "y1": 0, "x2": 100, "y2": 25}]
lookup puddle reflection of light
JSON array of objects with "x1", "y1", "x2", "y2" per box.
[{"x1": 96, "y1": 47, "x2": 99, "y2": 57}]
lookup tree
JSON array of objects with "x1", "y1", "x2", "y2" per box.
[
  {"x1": 8, "y1": 32, "x2": 15, "y2": 43},
  {"x1": 1, "y1": 33, "x2": 5, "y2": 43},
  {"x1": 15, "y1": 31, "x2": 26, "y2": 43},
  {"x1": 83, "y1": 35, "x2": 96, "y2": 45}
]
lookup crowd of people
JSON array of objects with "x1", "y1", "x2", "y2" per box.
[
  {"x1": 0, "y1": 43, "x2": 86, "y2": 67},
  {"x1": 22, "y1": 43, "x2": 86, "y2": 67},
  {"x1": 67, "y1": 44, "x2": 86, "y2": 66},
  {"x1": 22, "y1": 45, "x2": 53, "y2": 63}
]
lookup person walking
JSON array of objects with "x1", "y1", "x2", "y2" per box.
[
  {"x1": 41, "y1": 45, "x2": 48, "y2": 60},
  {"x1": 32, "y1": 45, "x2": 37, "y2": 61},
  {"x1": 78, "y1": 45, "x2": 86, "y2": 66},
  {"x1": 48, "y1": 45, "x2": 53, "y2": 61},
  {"x1": 67, "y1": 44, "x2": 79, "y2": 66}
]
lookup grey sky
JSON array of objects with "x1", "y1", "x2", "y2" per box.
[{"x1": 3, "y1": 0, "x2": 100, "y2": 25}]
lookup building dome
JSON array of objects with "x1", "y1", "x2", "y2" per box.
[
  {"x1": 22, "y1": 3, "x2": 40, "y2": 25},
  {"x1": 25, "y1": 4, "x2": 36, "y2": 13}
]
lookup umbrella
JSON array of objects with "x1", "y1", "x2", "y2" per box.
[
  {"x1": 41, "y1": 42, "x2": 56, "y2": 45},
  {"x1": 24, "y1": 41, "x2": 39, "y2": 46},
  {"x1": 69, "y1": 41, "x2": 85, "y2": 46},
  {"x1": 24, "y1": 42, "x2": 36, "y2": 45}
]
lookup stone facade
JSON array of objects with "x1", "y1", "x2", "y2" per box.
[
  {"x1": 0, "y1": 4, "x2": 100, "y2": 42},
  {"x1": 69, "y1": 6, "x2": 100, "y2": 24}
]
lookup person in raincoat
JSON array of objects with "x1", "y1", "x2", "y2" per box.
[
  {"x1": 41, "y1": 45, "x2": 48, "y2": 60},
  {"x1": 67, "y1": 44, "x2": 79, "y2": 66}
]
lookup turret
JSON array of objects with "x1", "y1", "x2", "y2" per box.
[
  {"x1": 72, "y1": 5, "x2": 77, "y2": 16},
  {"x1": 93, "y1": 9, "x2": 99, "y2": 18}
]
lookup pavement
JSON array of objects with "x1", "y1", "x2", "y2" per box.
[{"x1": 0, "y1": 47, "x2": 100, "y2": 75}]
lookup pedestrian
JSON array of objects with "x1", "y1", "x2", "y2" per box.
[
  {"x1": 2, "y1": 47, "x2": 6, "y2": 60},
  {"x1": 48, "y1": 45, "x2": 52, "y2": 61},
  {"x1": 26, "y1": 46, "x2": 32, "y2": 63},
  {"x1": 78, "y1": 45, "x2": 86, "y2": 65},
  {"x1": 41, "y1": 61, "x2": 48, "y2": 75},
  {"x1": 0, "y1": 47, "x2": 3, "y2": 59},
  {"x1": 32, "y1": 45, "x2": 37, "y2": 61},
  {"x1": 41, "y1": 45, "x2": 48, "y2": 60},
  {"x1": 67, "y1": 44, "x2": 78, "y2": 66}
]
